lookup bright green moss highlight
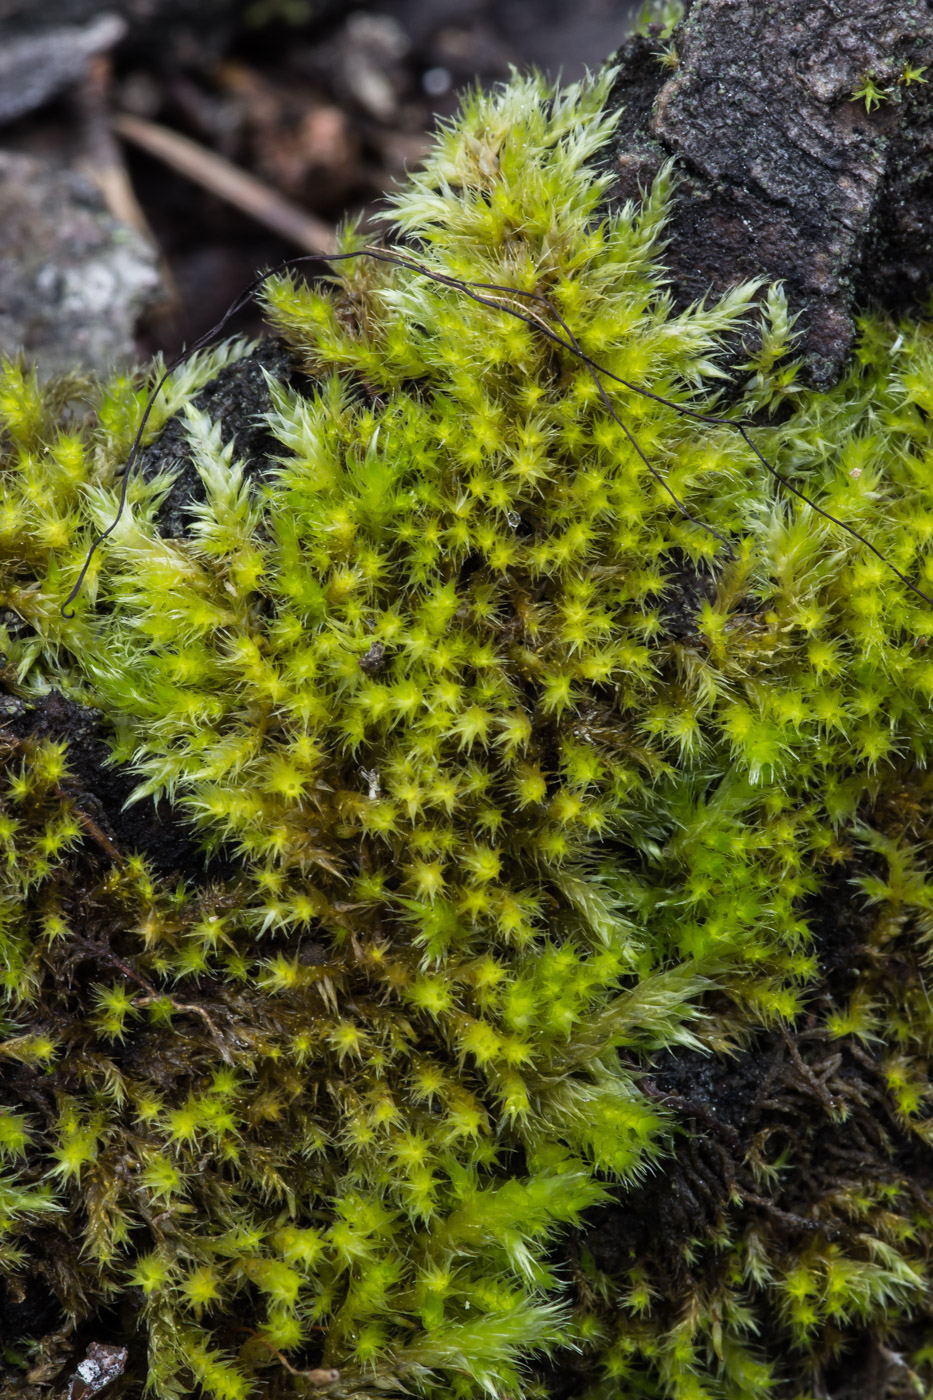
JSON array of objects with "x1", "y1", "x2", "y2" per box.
[
  {"x1": 633, "y1": 0, "x2": 685, "y2": 41},
  {"x1": 1, "y1": 65, "x2": 933, "y2": 1400}
]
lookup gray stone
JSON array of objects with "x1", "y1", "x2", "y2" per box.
[
  {"x1": 0, "y1": 0, "x2": 251, "y2": 68},
  {"x1": 0, "y1": 151, "x2": 161, "y2": 376},
  {"x1": 0, "y1": 13, "x2": 125, "y2": 125}
]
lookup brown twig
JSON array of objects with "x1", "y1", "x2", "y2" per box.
[
  {"x1": 74, "y1": 55, "x2": 179, "y2": 319},
  {"x1": 0, "y1": 736, "x2": 124, "y2": 865},
  {"x1": 76, "y1": 57, "x2": 156, "y2": 242},
  {"x1": 131, "y1": 994, "x2": 234, "y2": 1066},
  {"x1": 112, "y1": 112, "x2": 338, "y2": 255},
  {"x1": 782, "y1": 1030, "x2": 841, "y2": 1117}
]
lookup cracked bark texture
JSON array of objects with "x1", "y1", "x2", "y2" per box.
[{"x1": 603, "y1": 0, "x2": 933, "y2": 385}]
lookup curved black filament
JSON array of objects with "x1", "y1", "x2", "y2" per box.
[{"x1": 60, "y1": 246, "x2": 933, "y2": 617}]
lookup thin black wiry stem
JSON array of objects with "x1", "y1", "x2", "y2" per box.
[
  {"x1": 522, "y1": 286, "x2": 731, "y2": 550},
  {"x1": 61, "y1": 261, "x2": 288, "y2": 618},
  {"x1": 60, "y1": 246, "x2": 933, "y2": 617}
]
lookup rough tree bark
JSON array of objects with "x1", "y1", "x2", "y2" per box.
[{"x1": 603, "y1": 0, "x2": 933, "y2": 385}]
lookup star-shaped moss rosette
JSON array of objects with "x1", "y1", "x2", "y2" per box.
[{"x1": 2, "y1": 65, "x2": 933, "y2": 1400}]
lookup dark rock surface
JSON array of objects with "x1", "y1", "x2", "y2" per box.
[
  {"x1": 138, "y1": 335, "x2": 317, "y2": 536},
  {"x1": 1, "y1": 690, "x2": 219, "y2": 882},
  {"x1": 603, "y1": 0, "x2": 933, "y2": 385},
  {"x1": 568, "y1": 1020, "x2": 933, "y2": 1394}
]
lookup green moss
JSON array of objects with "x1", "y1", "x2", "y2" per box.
[
  {"x1": 632, "y1": 1, "x2": 685, "y2": 41},
  {"x1": 1, "y1": 66, "x2": 933, "y2": 1400}
]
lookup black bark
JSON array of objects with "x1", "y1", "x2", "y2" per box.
[{"x1": 603, "y1": 0, "x2": 933, "y2": 385}]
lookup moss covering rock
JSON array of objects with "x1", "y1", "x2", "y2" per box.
[{"x1": 1, "y1": 66, "x2": 933, "y2": 1400}]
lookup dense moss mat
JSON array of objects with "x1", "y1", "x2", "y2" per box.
[{"x1": 2, "y1": 67, "x2": 933, "y2": 1400}]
